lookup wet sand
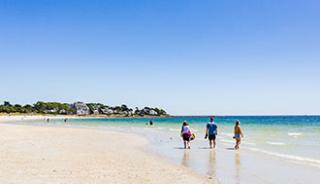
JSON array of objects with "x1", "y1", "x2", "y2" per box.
[
  {"x1": 144, "y1": 126, "x2": 320, "y2": 184},
  {"x1": 0, "y1": 122, "x2": 212, "y2": 184}
]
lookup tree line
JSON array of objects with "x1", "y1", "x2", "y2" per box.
[{"x1": 0, "y1": 101, "x2": 168, "y2": 116}]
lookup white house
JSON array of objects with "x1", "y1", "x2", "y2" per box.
[{"x1": 72, "y1": 102, "x2": 90, "y2": 115}]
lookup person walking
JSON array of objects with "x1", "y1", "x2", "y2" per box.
[
  {"x1": 233, "y1": 120, "x2": 244, "y2": 150},
  {"x1": 181, "y1": 121, "x2": 192, "y2": 149},
  {"x1": 205, "y1": 116, "x2": 218, "y2": 149}
]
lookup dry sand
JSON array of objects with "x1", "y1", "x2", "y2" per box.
[
  {"x1": 0, "y1": 122, "x2": 212, "y2": 184},
  {"x1": 0, "y1": 115, "x2": 83, "y2": 122}
]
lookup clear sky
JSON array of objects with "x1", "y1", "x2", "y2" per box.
[{"x1": 0, "y1": 0, "x2": 320, "y2": 115}]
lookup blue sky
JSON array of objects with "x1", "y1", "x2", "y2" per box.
[{"x1": 0, "y1": 0, "x2": 319, "y2": 115}]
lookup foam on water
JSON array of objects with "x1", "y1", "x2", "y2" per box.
[
  {"x1": 242, "y1": 141, "x2": 257, "y2": 146},
  {"x1": 266, "y1": 141, "x2": 286, "y2": 145},
  {"x1": 220, "y1": 139, "x2": 234, "y2": 143},
  {"x1": 247, "y1": 147, "x2": 320, "y2": 168},
  {"x1": 169, "y1": 128, "x2": 180, "y2": 132},
  {"x1": 288, "y1": 132, "x2": 302, "y2": 136}
]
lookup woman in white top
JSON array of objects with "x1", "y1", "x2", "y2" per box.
[{"x1": 181, "y1": 121, "x2": 192, "y2": 149}]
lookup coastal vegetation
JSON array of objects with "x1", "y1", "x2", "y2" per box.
[{"x1": 0, "y1": 101, "x2": 168, "y2": 117}]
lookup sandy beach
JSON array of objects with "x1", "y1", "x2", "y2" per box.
[
  {"x1": 2, "y1": 116, "x2": 320, "y2": 184},
  {"x1": 0, "y1": 118, "x2": 212, "y2": 184},
  {"x1": 0, "y1": 114, "x2": 91, "y2": 122}
]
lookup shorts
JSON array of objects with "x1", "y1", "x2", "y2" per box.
[
  {"x1": 234, "y1": 134, "x2": 241, "y2": 139},
  {"x1": 182, "y1": 133, "x2": 191, "y2": 141},
  {"x1": 208, "y1": 134, "x2": 216, "y2": 141}
]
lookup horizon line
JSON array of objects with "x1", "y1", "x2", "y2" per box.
[{"x1": 171, "y1": 114, "x2": 320, "y2": 117}]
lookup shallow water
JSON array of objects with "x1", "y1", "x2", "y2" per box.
[{"x1": 13, "y1": 116, "x2": 320, "y2": 184}]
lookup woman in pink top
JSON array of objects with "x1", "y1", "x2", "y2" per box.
[{"x1": 181, "y1": 121, "x2": 192, "y2": 149}]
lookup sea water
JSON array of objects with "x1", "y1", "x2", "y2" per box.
[{"x1": 17, "y1": 116, "x2": 320, "y2": 184}]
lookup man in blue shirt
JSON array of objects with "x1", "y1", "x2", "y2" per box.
[{"x1": 205, "y1": 116, "x2": 218, "y2": 149}]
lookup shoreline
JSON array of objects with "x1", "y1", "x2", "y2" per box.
[
  {"x1": 2, "y1": 115, "x2": 320, "y2": 183},
  {"x1": 0, "y1": 114, "x2": 172, "y2": 121},
  {"x1": 0, "y1": 118, "x2": 212, "y2": 184}
]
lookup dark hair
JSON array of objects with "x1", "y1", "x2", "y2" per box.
[
  {"x1": 235, "y1": 120, "x2": 240, "y2": 126},
  {"x1": 182, "y1": 121, "x2": 188, "y2": 126},
  {"x1": 210, "y1": 116, "x2": 215, "y2": 122}
]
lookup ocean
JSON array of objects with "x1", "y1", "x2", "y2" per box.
[{"x1": 19, "y1": 116, "x2": 320, "y2": 184}]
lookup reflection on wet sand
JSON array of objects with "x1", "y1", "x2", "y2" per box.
[
  {"x1": 207, "y1": 150, "x2": 216, "y2": 178},
  {"x1": 235, "y1": 151, "x2": 241, "y2": 184},
  {"x1": 181, "y1": 150, "x2": 190, "y2": 167},
  {"x1": 178, "y1": 147, "x2": 244, "y2": 184}
]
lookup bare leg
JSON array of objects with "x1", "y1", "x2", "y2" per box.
[
  {"x1": 187, "y1": 141, "x2": 190, "y2": 149},
  {"x1": 184, "y1": 141, "x2": 187, "y2": 149},
  {"x1": 234, "y1": 140, "x2": 238, "y2": 149},
  {"x1": 213, "y1": 140, "x2": 216, "y2": 148},
  {"x1": 235, "y1": 139, "x2": 240, "y2": 149},
  {"x1": 209, "y1": 140, "x2": 212, "y2": 149}
]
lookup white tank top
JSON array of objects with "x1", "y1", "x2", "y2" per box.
[{"x1": 182, "y1": 125, "x2": 191, "y2": 134}]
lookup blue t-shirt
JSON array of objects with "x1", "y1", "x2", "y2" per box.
[{"x1": 207, "y1": 122, "x2": 217, "y2": 135}]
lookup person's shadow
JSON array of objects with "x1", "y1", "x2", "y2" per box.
[
  {"x1": 226, "y1": 147, "x2": 235, "y2": 150},
  {"x1": 174, "y1": 147, "x2": 186, "y2": 149},
  {"x1": 199, "y1": 147, "x2": 212, "y2": 149}
]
